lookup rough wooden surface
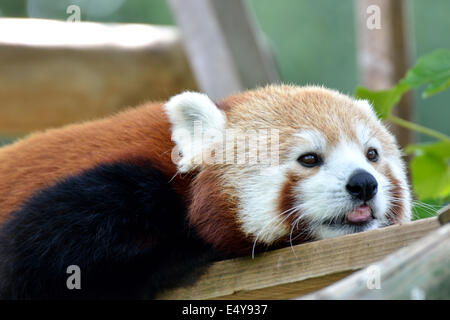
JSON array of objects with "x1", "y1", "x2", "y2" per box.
[
  {"x1": 0, "y1": 18, "x2": 197, "y2": 136},
  {"x1": 157, "y1": 217, "x2": 440, "y2": 300},
  {"x1": 300, "y1": 223, "x2": 450, "y2": 299},
  {"x1": 438, "y1": 204, "x2": 450, "y2": 225}
]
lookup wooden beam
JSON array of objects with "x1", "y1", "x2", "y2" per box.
[
  {"x1": 0, "y1": 18, "x2": 197, "y2": 136},
  {"x1": 354, "y1": 0, "x2": 414, "y2": 149},
  {"x1": 167, "y1": 0, "x2": 279, "y2": 101},
  {"x1": 157, "y1": 217, "x2": 440, "y2": 300},
  {"x1": 438, "y1": 204, "x2": 450, "y2": 225},
  {"x1": 301, "y1": 206, "x2": 450, "y2": 299},
  {"x1": 300, "y1": 223, "x2": 450, "y2": 299}
]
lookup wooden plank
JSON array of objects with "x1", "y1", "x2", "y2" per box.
[
  {"x1": 212, "y1": 271, "x2": 354, "y2": 300},
  {"x1": 438, "y1": 204, "x2": 450, "y2": 225},
  {"x1": 300, "y1": 223, "x2": 450, "y2": 299},
  {"x1": 0, "y1": 18, "x2": 197, "y2": 135},
  {"x1": 157, "y1": 217, "x2": 440, "y2": 300},
  {"x1": 167, "y1": 0, "x2": 279, "y2": 101},
  {"x1": 354, "y1": 0, "x2": 413, "y2": 149}
]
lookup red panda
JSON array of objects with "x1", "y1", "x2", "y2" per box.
[{"x1": 0, "y1": 85, "x2": 411, "y2": 299}]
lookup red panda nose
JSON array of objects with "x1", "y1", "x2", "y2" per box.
[{"x1": 346, "y1": 170, "x2": 378, "y2": 201}]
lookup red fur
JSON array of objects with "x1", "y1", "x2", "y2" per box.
[
  {"x1": 187, "y1": 168, "x2": 252, "y2": 256},
  {"x1": 382, "y1": 165, "x2": 405, "y2": 223},
  {"x1": 0, "y1": 103, "x2": 190, "y2": 223},
  {"x1": 278, "y1": 172, "x2": 300, "y2": 224},
  {"x1": 276, "y1": 172, "x2": 314, "y2": 247}
]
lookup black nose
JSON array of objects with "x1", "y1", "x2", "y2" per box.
[{"x1": 346, "y1": 170, "x2": 378, "y2": 201}]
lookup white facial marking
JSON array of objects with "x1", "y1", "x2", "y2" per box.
[
  {"x1": 289, "y1": 130, "x2": 327, "y2": 162},
  {"x1": 294, "y1": 130, "x2": 326, "y2": 152},
  {"x1": 356, "y1": 123, "x2": 382, "y2": 155},
  {"x1": 297, "y1": 139, "x2": 390, "y2": 239},
  {"x1": 236, "y1": 165, "x2": 290, "y2": 244}
]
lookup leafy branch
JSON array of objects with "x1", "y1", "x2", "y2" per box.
[{"x1": 354, "y1": 49, "x2": 450, "y2": 218}]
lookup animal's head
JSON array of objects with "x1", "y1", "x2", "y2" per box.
[{"x1": 165, "y1": 85, "x2": 411, "y2": 256}]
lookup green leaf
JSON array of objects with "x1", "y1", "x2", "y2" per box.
[
  {"x1": 405, "y1": 140, "x2": 450, "y2": 158},
  {"x1": 354, "y1": 49, "x2": 450, "y2": 119},
  {"x1": 406, "y1": 141, "x2": 450, "y2": 200},
  {"x1": 399, "y1": 49, "x2": 450, "y2": 98},
  {"x1": 354, "y1": 84, "x2": 409, "y2": 120}
]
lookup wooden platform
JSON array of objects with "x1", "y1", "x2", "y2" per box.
[
  {"x1": 0, "y1": 18, "x2": 197, "y2": 136},
  {"x1": 157, "y1": 216, "x2": 441, "y2": 299},
  {"x1": 302, "y1": 221, "x2": 450, "y2": 299}
]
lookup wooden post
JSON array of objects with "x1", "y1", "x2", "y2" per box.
[
  {"x1": 354, "y1": 0, "x2": 414, "y2": 149},
  {"x1": 167, "y1": 0, "x2": 279, "y2": 101}
]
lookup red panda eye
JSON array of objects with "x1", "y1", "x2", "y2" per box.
[
  {"x1": 367, "y1": 148, "x2": 379, "y2": 162},
  {"x1": 298, "y1": 153, "x2": 322, "y2": 167}
]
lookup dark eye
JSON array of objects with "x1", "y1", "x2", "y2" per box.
[
  {"x1": 297, "y1": 153, "x2": 322, "y2": 167},
  {"x1": 367, "y1": 148, "x2": 379, "y2": 162}
]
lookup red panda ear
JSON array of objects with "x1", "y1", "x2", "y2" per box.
[{"x1": 164, "y1": 92, "x2": 226, "y2": 172}]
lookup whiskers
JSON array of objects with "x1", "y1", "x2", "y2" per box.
[
  {"x1": 288, "y1": 214, "x2": 315, "y2": 258},
  {"x1": 168, "y1": 171, "x2": 179, "y2": 183},
  {"x1": 384, "y1": 193, "x2": 403, "y2": 222},
  {"x1": 251, "y1": 205, "x2": 301, "y2": 259},
  {"x1": 168, "y1": 167, "x2": 198, "y2": 184},
  {"x1": 385, "y1": 188, "x2": 442, "y2": 221},
  {"x1": 412, "y1": 200, "x2": 442, "y2": 219}
]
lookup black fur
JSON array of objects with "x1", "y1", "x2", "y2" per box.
[{"x1": 0, "y1": 161, "x2": 217, "y2": 299}]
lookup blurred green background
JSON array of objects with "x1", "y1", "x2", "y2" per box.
[{"x1": 0, "y1": 0, "x2": 449, "y2": 147}]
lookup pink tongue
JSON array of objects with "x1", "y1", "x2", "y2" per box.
[{"x1": 346, "y1": 205, "x2": 372, "y2": 223}]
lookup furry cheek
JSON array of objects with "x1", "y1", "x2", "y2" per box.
[
  {"x1": 187, "y1": 168, "x2": 251, "y2": 256},
  {"x1": 277, "y1": 171, "x2": 317, "y2": 244},
  {"x1": 235, "y1": 165, "x2": 291, "y2": 246},
  {"x1": 380, "y1": 161, "x2": 411, "y2": 223}
]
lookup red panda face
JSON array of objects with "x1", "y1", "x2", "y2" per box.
[{"x1": 165, "y1": 85, "x2": 411, "y2": 255}]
